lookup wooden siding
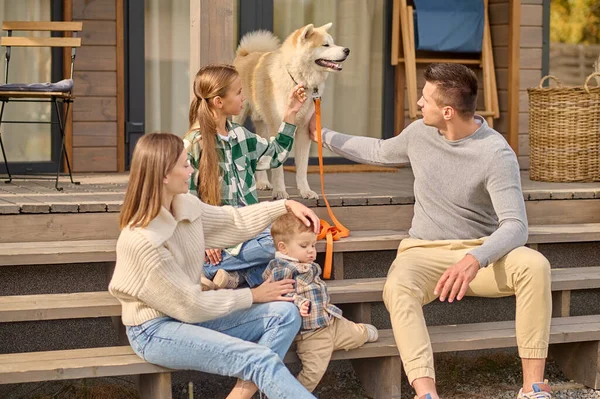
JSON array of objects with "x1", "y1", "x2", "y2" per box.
[
  {"x1": 490, "y1": 0, "x2": 543, "y2": 169},
  {"x1": 68, "y1": 0, "x2": 120, "y2": 172},
  {"x1": 190, "y1": 1, "x2": 235, "y2": 103}
]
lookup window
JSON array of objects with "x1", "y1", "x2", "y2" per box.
[
  {"x1": 0, "y1": 1, "x2": 52, "y2": 163},
  {"x1": 144, "y1": 0, "x2": 190, "y2": 137}
]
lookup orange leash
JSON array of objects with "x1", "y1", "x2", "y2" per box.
[{"x1": 314, "y1": 94, "x2": 350, "y2": 279}]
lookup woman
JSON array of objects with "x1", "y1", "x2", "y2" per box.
[{"x1": 109, "y1": 132, "x2": 318, "y2": 399}]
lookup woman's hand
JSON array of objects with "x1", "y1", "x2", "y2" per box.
[
  {"x1": 205, "y1": 248, "x2": 222, "y2": 265},
  {"x1": 285, "y1": 199, "x2": 320, "y2": 234},
  {"x1": 251, "y1": 277, "x2": 296, "y2": 303},
  {"x1": 283, "y1": 84, "x2": 308, "y2": 124}
]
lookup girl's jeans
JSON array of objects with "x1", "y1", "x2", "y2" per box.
[
  {"x1": 126, "y1": 301, "x2": 315, "y2": 399},
  {"x1": 204, "y1": 227, "x2": 274, "y2": 287}
]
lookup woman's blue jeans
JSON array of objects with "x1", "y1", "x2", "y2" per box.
[
  {"x1": 126, "y1": 301, "x2": 315, "y2": 399},
  {"x1": 204, "y1": 228, "x2": 274, "y2": 288}
]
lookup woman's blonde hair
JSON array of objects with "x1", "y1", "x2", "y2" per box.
[
  {"x1": 119, "y1": 132, "x2": 184, "y2": 230},
  {"x1": 188, "y1": 63, "x2": 239, "y2": 206}
]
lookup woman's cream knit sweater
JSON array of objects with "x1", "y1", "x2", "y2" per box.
[{"x1": 108, "y1": 193, "x2": 288, "y2": 326}]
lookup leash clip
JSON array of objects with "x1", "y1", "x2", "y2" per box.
[{"x1": 311, "y1": 87, "x2": 321, "y2": 100}]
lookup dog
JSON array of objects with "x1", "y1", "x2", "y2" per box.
[{"x1": 233, "y1": 23, "x2": 350, "y2": 199}]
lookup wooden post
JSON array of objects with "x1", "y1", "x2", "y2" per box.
[
  {"x1": 139, "y1": 372, "x2": 173, "y2": 399},
  {"x1": 352, "y1": 356, "x2": 402, "y2": 399},
  {"x1": 190, "y1": 0, "x2": 235, "y2": 103},
  {"x1": 551, "y1": 290, "x2": 571, "y2": 317},
  {"x1": 400, "y1": 0, "x2": 418, "y2": 119},
  {"x1": 552, "y1": 342, "x2": 600, "y2": 389},
  {"x1": 116, "y1": 0, "x2": 125, "y2": 172},
  {"x1": 395, "y1": 64, "x2": 406, "y2": 135},
  {"x1": 62, "y1": 0, "x2": 74, "y2": 172},
  {"x1": 550, "y1": 288, "x2": 600, "y2": 389},
  {"x1": 482, "y1": 0, "x2": 494, "y2": 127},
  {"x1": 507, "y1": 0, "x2": 521, "y2": 154},
  {"x1": 333, "y1": 252, "x2": 344, "y2": 280}
]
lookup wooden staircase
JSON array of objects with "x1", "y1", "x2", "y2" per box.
[{"x1": 2, "y1": 196, "x2": 600, "y2": 398}]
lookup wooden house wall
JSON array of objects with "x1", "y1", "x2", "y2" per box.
[
  {"x1": 68, "y1": 0, "x2": 544, "y2": 172},
  {"x1": 68, "y1": 0, "x2": 120, "y2": 172},
  {"x1": 490, "y1": 0, "x2": 543, "y2": 169}
]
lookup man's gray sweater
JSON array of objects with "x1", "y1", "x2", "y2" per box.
[{"x1": 321, "y1": 116, "x2": 528, "y2": 267}]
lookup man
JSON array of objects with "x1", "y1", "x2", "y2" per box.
[{"x1": 309, "y1": 63, "x2": 552, "y2": 399}]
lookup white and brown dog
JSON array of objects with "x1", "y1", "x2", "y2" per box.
[{"x1": 233, "y1": 23, "x2": 350, "y2": 199}]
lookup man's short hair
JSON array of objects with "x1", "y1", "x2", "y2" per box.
[
  {"x1": 423, "y1": 63, "x2": 478, "y2": 119},
  {"x1": 271, "y1": 212, "x2": 315, "y2": 244}
]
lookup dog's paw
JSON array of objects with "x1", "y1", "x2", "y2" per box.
[
  {"x1": 272, "y1": 190, "x2": 290, "y2": 200},
  {"x1": 256, "y1": 181, "x2": 273, "y2": 191},
  {"x1": 300, "y1": 189, "x2": 319, "y2": 199}
]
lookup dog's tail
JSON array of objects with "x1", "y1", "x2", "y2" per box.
[{"x1": 236, "y1": 30, "x2": 280, "y2": 57}]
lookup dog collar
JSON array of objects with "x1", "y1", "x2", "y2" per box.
[{"x1": 287, "y1": 69, "x2": 320, "y2": 98}]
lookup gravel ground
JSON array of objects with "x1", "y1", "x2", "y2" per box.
[{"x1": 6, "y1": 351, "x2": 600, "y2": 399}]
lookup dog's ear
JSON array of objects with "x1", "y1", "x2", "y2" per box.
[
  {"x1": 298, "y1": 24, "x2": 315, "y2": 43},
  {"x1": 319, "y1": 22, "x2": 333, "y2": 31}
]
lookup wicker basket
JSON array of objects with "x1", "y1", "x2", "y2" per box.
[{"x1": 528, "y1": 73, "x2": 600, "y2": 182}]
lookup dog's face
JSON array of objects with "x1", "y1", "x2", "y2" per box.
[{"x1": 288, "y1": 23, "x2": 350, "y2": 72}]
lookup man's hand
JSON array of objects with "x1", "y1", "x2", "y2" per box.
[
  {"x1": 434, "y1": 254, "x2": 480, "y2": 302},
  {"x1": 299, "y1": 300, "x2": 311, "y2": 317},
  {"x1": 205, "y1": 248, "x2": 222, "y2": 265},
  {"x1": 308, "y1": 112, "x2": 318, "y2": 143}
]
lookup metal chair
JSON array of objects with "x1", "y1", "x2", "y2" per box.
[{"x1": 0, "y1": 21, "x2": 82, "y2": 191}]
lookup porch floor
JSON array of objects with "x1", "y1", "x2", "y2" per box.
[{"x1": 0, "y1": 169, "x2": 599, "y2": 214}]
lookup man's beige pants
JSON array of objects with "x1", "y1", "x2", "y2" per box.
[
  {"x1": 383, "y1": 238, "x2": 551, "y2": 384},
  {"x1": 295, "y1": 316, "x2": 368, "y2": 391}
]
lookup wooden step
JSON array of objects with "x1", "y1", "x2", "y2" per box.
[
  {"x1": 0, "y1": 346, "x2": 169, "y2": 384},
  {"x1": 3, "y1": 200, "x2": 600, "y2": 244},
  {"x1": 327, "y1": 266, "x2": 600, "y2": 303},
  {"x1": 287, "y1": 315, "x2": 600, "y2": 361},
  {"x1": 2, "y1": 223, "x2": 600, "y2": 267},
  {"x1": 3, "y1": 315, "x2": 600, "y2": 385},
  {"x1": 0, "y1": 240, "x2": 117, "y2": 266},
  {"x1": 288, "y1": 314, "x2": 600, "y2": 361},
  {"x1": 0, "y1": 291, "x2": 121, "y2": 322},
  {"x1": 0, "y1": 230, "x2": 408, "y2": 266},
  {"x1": 1, "y1": 267, "x2": 599, "y2": 323},
  {"x1": 529, "y1": 223, "x2": 600, "y2": 244}
]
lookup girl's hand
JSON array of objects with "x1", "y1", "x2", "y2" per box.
[
  {"x1": 285, "y1": 199, "x2": 320, "y2": 234},
  {"x1": 205, "y1": 248, "x2": 222, "y2": 265},
  {"x1": 283, "y1": 84, "x2": 307, "y2": 124}
]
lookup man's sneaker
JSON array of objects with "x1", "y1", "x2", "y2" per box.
[
  {"x1": 213, "y1": 269, "x2": 241, "y2": 289},
  {"x1": 517, "y1": 380, "x2": 552, "y2": 398},
  {"x1": 364, "y1": 324, "x2": 378, "y2": 342}
]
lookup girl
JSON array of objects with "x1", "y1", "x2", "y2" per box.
[
  {"x1": 184, "y1": 64, "x2": 308, "y2": 289},
  {"x1": 109, "y1": 132, "x2": 319, "y2": 399}
]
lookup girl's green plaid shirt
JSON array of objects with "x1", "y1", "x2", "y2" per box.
[{"x1": 183, "y1": 120, "x2": 296, "y2": 206}]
